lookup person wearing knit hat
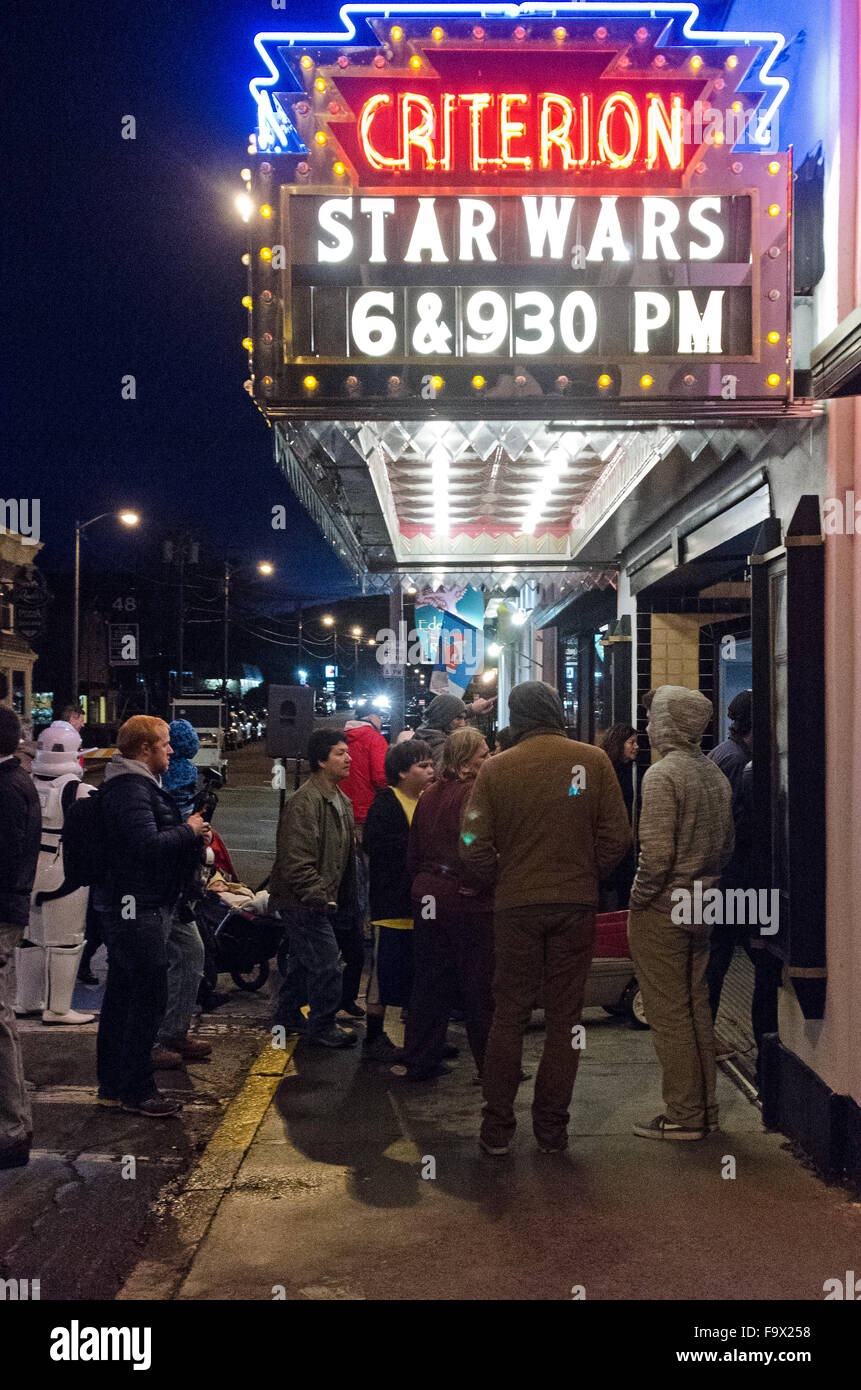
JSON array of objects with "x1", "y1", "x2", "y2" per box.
[
  {"x1": 460, "y1": 681, "x2": 631, "y2": 1156},
  {"x1": 14, "y1": 723, "x2": 95, "y2": 1026},
  {"x1": 627, "y1": 686, "x2": 735, "y2": 1141},
  {"x1": 414, "y1": 691, "x2": 493, "y2": 772}
]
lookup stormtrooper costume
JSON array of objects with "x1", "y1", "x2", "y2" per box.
[{"x1": 14, "y1": 723, "x2": 95, "y2": 1025}]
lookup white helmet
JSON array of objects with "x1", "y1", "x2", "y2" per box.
[{"x1": 32, "y1": 722, "x2": 83, "y2": 780}]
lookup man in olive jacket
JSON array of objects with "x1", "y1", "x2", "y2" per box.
[
  {"x1": 461, "y1": 682, "x2": 631, "y2": 1156},
  {"x1": 270, "y1": 728, "x2": 360, "y2": 1048}
]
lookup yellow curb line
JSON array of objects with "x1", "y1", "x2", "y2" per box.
[{"x1": 117, "y1": 1033, "x2": 298, "y2": 1300}]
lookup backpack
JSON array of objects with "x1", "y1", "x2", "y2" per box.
[{"x1": 35, "y1": 784, "x2": 107, "y2": 901}]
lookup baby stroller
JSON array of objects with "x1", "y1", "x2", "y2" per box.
[{"x1": 194, "y1": 890, "x2": 285, "y2": 1009}]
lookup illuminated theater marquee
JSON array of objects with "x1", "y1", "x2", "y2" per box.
[
  {"x1": 291, "y1": 192, "x2": 746, "y2": 360},
  {"x1": 247, "y1": 5, "x2": 793, "y2": 411},
  {"x1": 357, "y1": 89, "x2": 689, "y2": 173}
]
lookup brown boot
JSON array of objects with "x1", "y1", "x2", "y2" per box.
[
  {"x1": 163, "y1": 1033, "x2": 212, "y2": 1061},
  {"x1": 151, "y1": 1044, "x2": 184, "y2": 1070}
]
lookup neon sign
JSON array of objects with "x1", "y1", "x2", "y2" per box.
[
  {"x1": 355, "y1": 89, "x2": 687, "y2": 174},
  {"x1": 244, "y1": 6, "x2": 793, "y2": 413},
  {"x1": 250, "y1": 5, "x2": 792, "y2": 157}
]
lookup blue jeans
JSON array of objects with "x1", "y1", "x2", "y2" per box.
[
  {"x1": 158, "y1": 913, "x2": 205, "y2": 1043},
  {"x1": 275, "y1": 906, "x2": 342, "y2": 1035},
  {"x1": 96, "y1": 907, "x2": 170, "y2": 1104}
]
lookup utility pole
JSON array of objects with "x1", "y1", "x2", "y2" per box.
[{"x1": 222, "y1": 561, "x2": 231, "y2": 703}]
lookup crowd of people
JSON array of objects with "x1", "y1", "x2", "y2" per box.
[{"x1": 0, "y1": 679, "x2": 769, "y2": 1171}]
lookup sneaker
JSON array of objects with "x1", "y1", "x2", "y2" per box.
[
  {"x1": 121, "y1": 1095, "x2": 184, "y2": 1118},
  {"x1": 338, "y1": 1002, "x2": 366, "y2": 1019},
  {"x1": 151, "y1": 1045, "x2": 184, "y2": 1070},
  {"x1": 0, "y1": 1141, "x2": 30, "y2": 1170},
  {"x1": 162, "y1": 1034, "x2": 213, "y2": 1061},
  {"x1": 479, "y1": 1136, "x2": 511, "y2": 1156},
  {"x1": 308, "y1": 1024, "x2": 358, "y2": 1049},
  {"x1": 633, "y1": 1114, "x2": 706, "y2": 1141},
  {"x1": 535, "y1": 1137, "x2": 568, "y2": 1154},
  {"x1": 362, "y1": 1033, "x2": 403, "y2": 1062}
]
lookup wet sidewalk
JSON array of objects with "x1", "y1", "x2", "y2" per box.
[{"x1": 135, "y1": 1004, "x2": 861, "y2": 1302}]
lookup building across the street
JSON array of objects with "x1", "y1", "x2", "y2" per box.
[{"x1": 0, "y1": 528, "x2": 45, "y2": 719}]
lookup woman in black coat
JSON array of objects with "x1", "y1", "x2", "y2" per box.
[{"x1": 598, "y1": 724, "x2": 639, "y2": 910}]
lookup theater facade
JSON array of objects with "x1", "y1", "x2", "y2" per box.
[{"x1": 240, "y1": 5, "x2": 861, "y2": 1184}]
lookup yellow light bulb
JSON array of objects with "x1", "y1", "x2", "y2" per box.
[
  {"x1": 240, "y1": 168, "x2": 252, "y2": 181},
  {"x1": 431, "y1": 26, "x2": 444, "y2": 41},
  {"x1": 767, "y1": 331, "x2": 781, "y2": 344},
  {"x1": 333, "y1": 161, "x2": 346, "y2": 177},
  {"x1": 303, "y1": 375, "x2": 318, "y2": 391},
  {"x1": 259, "y1": 204, "x2": 272, "y2": 218},
  {"x1": 315, "y1": 131, "x2": 327, "y2": 146},
  {"x1": 259, "y1": 246, "x2": 272, "y2": 261},
  {"x1": 410, "y1": 55, "x2": 422, "y2": 69},
  {"x1": 242, "y1": 337, "x2": 253, "y2": 351},
  {"x1": 712, "y1": 131, "x2": 724, "y2": 145},
  {"x1": 691, "y1": 55, "x2": 703, "y2": 70},
  {"x1": 242, "y1": 295, "x2": 252, "y2": 309},
  {"x1": 732, "y1": 101, "x2": 743, "y2": 112},
  {"x1": 390, "y1": 25, "x2": 403, "y2": 41},
  {"x1": 314, "y1": 77, "x2": 326, "y2": 92},
  {"x1": 640, "y1": 374, "x2": 653, "y2": 389},
  {"x1": 471, "y1": 375, "x2": 485, "y2": 390},
  {"x1": 768, "y1": 161, "x2": 781, "y2": 175},
  {"x1": 767, "y1": 373, "x2": 781, "y2": 387},
  {"x1": 768, "y1": 203, "x2": 780, "y2": 217},
  {"x1": 431, "y1": 375, "x2": 444, "y2": 391},
  {"x1": 553, "y1": 26, "x2": 567, "y2": 41},
  {"x1": 726, "y1": 55, "x2": 738, "y2": 69},
  {"x1": 300, "y1": 55, "x2": 313, "y2": 69},
  {"x1": 598, "y1": 374, "x2": 612, "y2": 389}
]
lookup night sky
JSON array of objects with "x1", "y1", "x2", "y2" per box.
[{"x1": 7, "y1": 0, "x2": 362, "y2": 603}]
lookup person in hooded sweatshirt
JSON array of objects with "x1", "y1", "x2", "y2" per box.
[
  {"x1": 414, "y1": 692, "x2": 495, "y2": 774},
  {"x1": 92, "y1": 717, "x2": 211, "y2": 1117},
  {"x1": 153, "y1": 720, "x2": 213, "y2": 1071},
  {"x1": 627, "y1": 686, "x2": 735, "y2": 1142},
  {"x1": 161, "y1": 718, "x2": 201, "y2": 820},
  {"x1": 461, "y1": 682, "x2": 631, "y2": 1157}
]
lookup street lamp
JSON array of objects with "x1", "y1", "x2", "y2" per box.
[
  {"x1": 222, "y1": 559, "x2": 273, "y2": 702},
  {"x1": 351, "y1": 625, "x2": 363, "y2": 670},
  {"x1": 320, "y1": 614, "x2": 338, "y2": 666},
  {"x1": 73, "y1": 510, "x2": 139, "y2": 705}
]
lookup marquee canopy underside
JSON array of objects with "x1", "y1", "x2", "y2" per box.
[{"x1": 273, "y1": 415, "x2": 819, "y2": 589}]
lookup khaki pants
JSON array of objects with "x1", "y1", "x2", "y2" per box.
[
  {"x1": 627, "y1": 906, "x2": 717, "y2": 1129},
  {"x1": 481, "y1": 904, "x2": 594, "y2": 1149}
]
